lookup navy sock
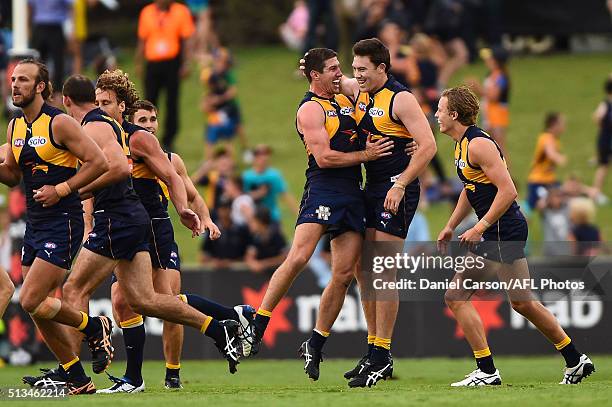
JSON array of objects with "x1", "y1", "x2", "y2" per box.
[
  {"x1": 62, "y1": 361, "x2": 88, "y2": 382},
  {"x1": 308, "y1": 330, "x2": 328, "y2": 351},
  {"x1": 123, "y1": 325, "x2": 145, "y2": 386},
  {"x1": 203, "y1": 318, "x2": 224, "y2": 342},
  {"x1": 559, "y1": 342, "x2": 581, "y2": 367},
  {"x1": 367, "y1": 343, "x2": 374, "y2": 357},
  {"x1": 185, "y1": 294, "x2": 237, "y2": 321},
  {"x1": 371, "y1": 345, "x2": 390, "y2": 364},
  {"x1": 166, "y1": 367, "x2": 180, "y2": 379},
  {"x1": 80, "y1": 315, "x2": 101, "y2": 337},
  {"x1": 476, "y1": 355, "x2": 496, "y2": 374},
  {"x1": 253, "y1": 313, "x2": 270, "y2": 338}
]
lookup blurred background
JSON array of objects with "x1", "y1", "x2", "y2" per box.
[{"x1": 0, "y1": 0, "x2": 611, "y2": 363}]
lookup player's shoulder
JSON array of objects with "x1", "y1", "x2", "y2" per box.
[{"x1": 386, "y1": 74, "x2": 410, "y2": 93}]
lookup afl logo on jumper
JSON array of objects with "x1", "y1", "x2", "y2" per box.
[
  {"x1": 28, "y1": 136, "x2": 47, "y2": 148},
  {"x1": 13, "y1": 138, "x2": 25, "y2": 147}
]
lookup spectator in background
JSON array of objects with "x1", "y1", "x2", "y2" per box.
[
  {"x1": 354, "y1": 0, "x2": 409, "y2": 42},
  {"x1": 224, "y1": 175, "x2": 255, "y2": 227},
  {"x1": 245, "y1": 207, "x2": 288, "y2": 275},
  {"x1": 68, "y1": 0, "x2": 99, "y2": 74},
  {"x1": 526, "y1": 112, "x2": 567, "y2": 210},
  {"x1": 185, "y1": 0, "x2": 211, "y2": 55},
  {"x1": 200, "y1": 198, "x2": 251, "y2": 268},
  {"x1": 592, "y1": 74, "x2": 612, "y2": 199},
  {"x1": 192, "y1": 146, "x2": 235, "y2": 220},
  {"x1": 28, "y1": 0, "x2": 73, "y2": 105},
  {"x1": 308, "y1": 235, "x2": 331, "y2": 289},
  {"x1": 279, "y1": 0, "x2": 309, "y2": 51},
  {"x1": 243, "y1": 144, "x2": 299, "y2": 225},
  {"x1": 568, "y1": 197, "x2": 602, "y2": 256},
  {"x1": 302, "y1": 0, "x2": 339, "y2": 53},
  {"x1": 377, "y1": 20, "x2": 417, "y2": 88},
  {"x1": 136, "y1": 0, "x2": 195, "y2": 150},
  {"x1": 535, "y1": 187, "x2": 571, "y2": 256},
  {"x1": 200, "y1": 45, "x2": 246, "y2": 159}
]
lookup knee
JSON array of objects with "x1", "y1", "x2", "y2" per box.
[
  {"x1": 62, "y1": 280, "x2": 84, "y2": 303},
  {"x1": 112, "y1": 293, "x2": 133, "y2": 320},
  {"x1": 127, "y1": 296, "x2": 153, "y2": 316},
  {"x1": 444, "y1": 290, "x2": 463, "y2": 311},
  {"x1": 19, "y1": 291, "x2": 41, "y2": 314},
  {"x1": 1, "y1": 281, "x2": 14, "y2": 298},
  {"x1": 331, "y1": 268, "x2": 354, "y2": 288},
  {"x1": 286, "y1": 250, "x2": 310, "y2": 271},
  {"x1": 511, "y1": 300, "x2": 535, "y2": 315}
]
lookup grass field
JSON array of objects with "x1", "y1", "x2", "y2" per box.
[
  {"x1": 1, "y1": 48, "x2": 611, "y2": 263},
  {"x1": 1, "y1": 356, "x2": 611, "y2": 406}
]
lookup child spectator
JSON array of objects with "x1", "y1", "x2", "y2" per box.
[
  {"x1": 536, "y1": 187, "x2": 571, "y2": 256},
  {"x1": 568, "y1": 197, "x2": 601, "y2": 256},
  {"x1": 192, "y1": 147, "x2": 235, "y2": 220},
  {"x1": 224, "y1": 175, "x2": 255, "y2": 226},
  {"x1": 245, "y1": 207, "x2": 288, "y2": 275},
  {"x1": 200, "y1": 198, "x2": 251, "y2": 268},
  {"x1": 279, "y1": 0, "x2": 309, "y2": 51}
]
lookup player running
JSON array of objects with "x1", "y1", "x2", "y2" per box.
[
  {"x1": 336, "y1": 38, "x2": 437, "y2": 388},
  {"x1": 248, "y1": 48, "x2": 393, "y2": 381},
  {"x1": 436, "y1": 86, "x2": 595, "y2": 386},
  {"x1": 1, "y1": 59, "x2": 113, "y2": 395}
]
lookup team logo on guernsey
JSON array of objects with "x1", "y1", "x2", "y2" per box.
[
  {"x1": 358, "y1": 102, "x2": 367, "y2": 112},
  {"x1": 368, "y1": 107, "x2": 385, "y2": 117},
  {"x1": 28, "y1": 136, "x2": 47, "y2": 148},
  {"x1": 13, "y1": 138, "x2": 25, "y2": 147},
  {"x1": 340, "y1": 106, "x2": 354, "y2": 115},
  {"x1": 327, "y1": 110, "x2": 338, "y2": 117},
  {"x1": 316, "y1": 205, "x2": 331, "y2": 220},
  {"x1": 455, "y1": 158, "x2": 467, "y2": 169}
]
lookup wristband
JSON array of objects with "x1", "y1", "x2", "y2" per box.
[
  {"x1": 474, "y1": 219, "x2": 491, "y2": 234},
  {"x1": 55, "y1": 182, "x2": 72, "y2": 198},
  {"x1": 391, "y1": 182, "x2": 406, "y2": 191}
]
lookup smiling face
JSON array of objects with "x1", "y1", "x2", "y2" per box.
[
  {"x1": 95, "y1": 88, "x2": 124, "y2": 121},
  {"x1": 311, "y1": 56, "x2": 343, "y2": 95},
  {"x1": 11, "y1": 63, "x2": 43, "y2": 108},
  {"x1": 352, "y1": 55, "x2": 385, "y2": 93},
  {"x1": 435, "y1": 96, "x2": 456, "y2": 134},
  {"x1": 132, "y1": 108, "x2": 159, "y2": 135}
]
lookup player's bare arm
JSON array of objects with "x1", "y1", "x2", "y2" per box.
[
  {"x1": 78, "y1": 121, "x2": 131, "y2": 195},
  {"x1": 0, "y1": 121, "x2": 21, "y2": 186},
  {"x1": 33, "y1": 114, "x2": 108, "y2": 207},
  {"x1": 384, "y1": 91, "x2": 437, "y2": 214},
  {"x1": 130, "y1": 129, "x2": 201, "y2": 235},
  {"x1": 437, "y1": 189, "x2": 473, "y2": 254},
  {"x1": 299, "y1": 101, "x2": 393, "y2": 168},
  {"x1": 459, "y1": 137, "x2": 518, "y2": 246},
  {"x1": 171, "y1": 152, "x2": 220, "y2": 239}
]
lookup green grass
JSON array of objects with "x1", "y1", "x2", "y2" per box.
[
  {"x1": 3, "y1": 48, "x2": 611, "y2": 263},
  {"x1": 1, "y1": 356, "x2": 611, "y2": 406}
]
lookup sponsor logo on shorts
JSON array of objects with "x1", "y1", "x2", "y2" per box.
[
  {"x1": 28, "y1": 136, "x2": 47, "y2": 148},
  {"x1": 381, "y1": 212, "x2": 392, "y2": 220},
  {"x1": 315, "y1": 205, "x2": 331, "y2": 221},
  {"x1": 44, "y1": 242, "x2": 57, "y2": 249},
  {"x1": 13, "y1": 138, "x2": 25, "y2": 147}
]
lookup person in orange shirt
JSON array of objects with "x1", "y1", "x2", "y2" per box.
[
  {"x1": 136, "y1": 0, "x2": 195, "y2": 150},
  {"x1": 526, "y1": 112, "x2": 567, "y2": 210}
]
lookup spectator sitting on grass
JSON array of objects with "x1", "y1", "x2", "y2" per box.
[
  {"x1": 199, "y1": 198, "x2": 251, "y2": 268},
  {"x1": 245, "y1": 207, "x2": 288, "y2": 275},
  {"x1": 535, "y1": 187, "x2": 571, "y2": 256},
  {"x1": 224, "y1": 174, "x2": 255, "y2": 226},
  {"x1": 568, "y1": 197, "x2": 602, "y2": 256},
  {"x1": 192, "y1": 146, "x2": 235, "y2": 220}
]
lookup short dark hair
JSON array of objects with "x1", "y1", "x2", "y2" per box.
[
  {"x1": 129, "y1": 99, "x2": 158, "y2": 121},
  {"x1": 606, "y1": 75, "x2": 612, "y2": 94},
  {"x1": 62, "y1": 74, "x2": 96, "y2": 105},
  {"x1": 230, "y1": 174, "x2": 244, "y2": 191},
  {"x1": 17, "y1": 58, "x2": 53, "y2": 100},
  {"x1": 544, "y1": 112, "x2": 562, "y2": 129},
  {"x1": 254, "y1": 206, "x2": 271, "y2": 226},
  {"x1": 441, "y1": 86, "x2": 480, "y2": 126},
  {"x1": 304, "y1": 48, "x2": 337, "y2": 83},
  {"x1": 352, "y1": 38, "x2": 390, "y2": 73}
]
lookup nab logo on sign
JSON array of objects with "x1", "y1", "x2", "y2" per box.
[
  {"x1": 28, "y1": 136, "x2": 47, "y2": 148},
  {"x1": 368, "y1": 107, "x2": 385, "y2": 117}
]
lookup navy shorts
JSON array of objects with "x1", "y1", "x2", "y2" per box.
[
  {"x1": 471, "y1": 212, "x2": 529, "y2": 264},
  {"x1": 167, "y1": 241, "x2": 181, "y2": 271},
  {"x1": 83, "y1": 213, "x2": 150, "y2": 261},
  {"x1": 22, "y1": 214, "x2": 84, "y2": 270},
  {"x1": 365, "y1": 180, "x2": 420, "y2": 239},
  {"x1": 148, "y1": 217, "x2": 175, "y2": 269},
  {"x1": 296, "y1": 184, "x2": 366, "y2": 239}
]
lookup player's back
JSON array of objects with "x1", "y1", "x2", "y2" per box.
[{"x1": 11, "y1": 103, "x2": 82, "y2": 219}]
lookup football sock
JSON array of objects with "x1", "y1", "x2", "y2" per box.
[
  {"x1": 183, "y1": 294, "x2": 238, "y2": 321},
  {"x1": 78, "y1": 312, "x2": 101, "y2": 337},
  {"x1": 474, "y1": 347, "x2": 496, "y2": 374},
  {"x1": 555, "y1": 337, "x2": 581, "y2": 367},
  {"x1": 165, "y1": 363, "x2": 180, "y2": 379},
  {"x1": 308, "y1": 329, "x2": 329, "y2": 351},
  {"x1": 367, "y1": 335, "x2": 376, "y2": 357},
  {"x1": 371, "y1": 337, "x2": 391, "y2": 364},
  {"x1": 121, "y1": 316, "x2": 145, "y2": 386},
  {"x1": 61, "y1": 357, "x2": 88, "y2": 381},
  {"x1": 201, "y1": 316, "x2": 224, "y2": 342},
  {"x1": 254, "y1": 308, "x2": 272, "y2": 337}
]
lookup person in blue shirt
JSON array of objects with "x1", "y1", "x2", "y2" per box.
[{"x1": 242, "y1": 144, "x2": 299, "y2": 224}]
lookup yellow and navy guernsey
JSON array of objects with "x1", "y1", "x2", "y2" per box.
[
  {"x1": 297, "y1": 91, "x2": 361, "y2": 190},
  {"x1": 455, "y1": 125, "x2": 525, "y2": 239},
  {"x1": 11, "y1": 103, "x2": 82, "y2": 219},
  {"x1": 81, "y1": 108, "x2": 144, "y2": 219},
  {"x1": 354, "y1": 75, "x2": 415, "y2": 185},
  {"x1": 123, "y1": 121, "x2": 170, "y2": 219}
]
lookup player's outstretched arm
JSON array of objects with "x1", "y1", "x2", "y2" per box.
[
  {"x1": 0, "y1": 121, "x2": 23, "y2": 186},
  {"x1": 171, "y1": 152, "x2": 220, "y2": 239},
  {"x1": 299, "y1": 101, "x2": 392, "y2": 168},
  {"x1": 383, "y1": 91, "x2": 437, "y2": 214},
  {"x1": 32, "y1": 115, "x2": 109, "y2": 206},
  {"x1": 78, "y1": 121, "x2": 131, "y2": 195}
]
